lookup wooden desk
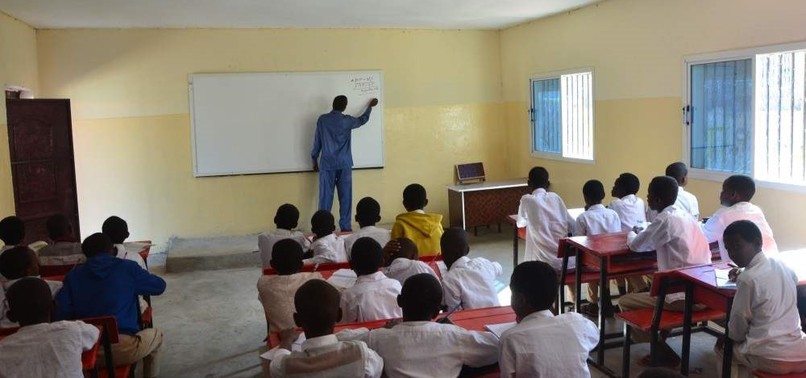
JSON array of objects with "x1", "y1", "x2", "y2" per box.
[
  {"x1": 448, "y1": 179, "x2": 529, "y2": 234},
  {"x1": 560, "y1": 232, "x2": 658, "y2": 369}
]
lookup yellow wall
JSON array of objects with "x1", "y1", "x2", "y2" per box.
[
  {"x1": 0, "y1": 12, "x2": 38, "y2": 216},
  {"x1": 500, "y1": 0, "x2": 806, "y2": 249},
  {"x1": 35, "y1": 29, "x2": 505, "y2": 248}
]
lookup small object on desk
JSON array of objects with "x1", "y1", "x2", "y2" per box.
[
  {"x1": 455, "y1": 162, "x2": 486, "y2": 184},
  {"x1": 260, "y1": 333, "x2": 306, "y2": 360},
  {"x1": 715, "y1": 269, "x2": 738, "y2": 289},
  {"x1": 484, "y1": 322, "x2": 516, "y2": 338},
  {"x1": 326, "y1": 269, "x2": 357, "y2": 290}
]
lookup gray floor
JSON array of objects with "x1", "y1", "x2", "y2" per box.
[{"x1": 149, "y1": 226, "x2": 721, "y2": 377}]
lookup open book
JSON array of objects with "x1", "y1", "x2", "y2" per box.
[{"x1": 484, "y1": 322, "x2": 517, "y2": 338}]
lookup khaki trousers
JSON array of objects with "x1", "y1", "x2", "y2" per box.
[
  {"x1": 587, "y1": 276, "x2": 649, "y2": 304},
  {"x1": 99, "y1": 328, "x2": 164, "y2": 378},
  {"x1": 715, "y1": 342, "x2": 806, "y2": 377}
]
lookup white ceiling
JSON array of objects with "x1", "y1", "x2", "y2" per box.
[{"x1": 0, "y1": 0, "x2": 601, "y2": 30}]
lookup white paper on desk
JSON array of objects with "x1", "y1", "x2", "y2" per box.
[
  {"x1": 123, "y1": 242, "x2": 153, "y2": 253},
  {"x1": 715, "y1": 269, "x2": 737, "y2": 289},
  {"x1": 260, "y1": 333, "x2": 306, "y2": 361},
  {"x1": 484, "y1": 322, "x2": 516, "y2": 339},
  {"x1": 326, "y1": 269, "x2": 357, "y2": 290}
]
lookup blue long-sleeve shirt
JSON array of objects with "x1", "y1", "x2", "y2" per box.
[
  {"x1": 311, "y1": 107, "x2": 372, "y2": 170},
  {"x1": 55, "y1": 254, "x2": 166, "y2": 335}
]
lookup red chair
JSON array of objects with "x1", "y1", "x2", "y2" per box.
[
  {"x1": 263, "y1": 261, "x2": 351, "y2": 275},
  {"x1": 40, "y1": 263, "x2": 80, "y2": 277},
  {"x1": 615, "y1": 270, "x2": 726, "y2": 377},
  {"x1": 753, "y1": 371, "x2": 806, "y2": 378},
  {"x1": 82, "y1": 316, "x2": 134, "y2": 378}
]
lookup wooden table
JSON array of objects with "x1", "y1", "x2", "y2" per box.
[
  {"x1": 559, "y1": 232, "x2": 658, "y2": 370},
  {"x1": 448, "y1": 179, "x2": 529, "y2": 235}
]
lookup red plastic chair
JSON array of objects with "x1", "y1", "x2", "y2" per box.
[
  {"x1": 82, "y1": 316, "x2": 134, "y2": 378},
  {"x1": 40, "y1": 263, "x2": 80, "y2": 277}
]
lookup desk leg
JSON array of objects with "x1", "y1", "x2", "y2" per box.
[
  {"x1": 512, "y1": 226, "x2": 518, "y2": 269},
  {"x1": 597, "y1": 256, "x2": 608, "y2": 365},
  {"x1": 574, "y1": 250, "x2": 583, "y2": 313},
  {"x1": 681, "y1": 282, "x2": 694, "y2": 375},
  {"x1": 559, "y1": 251, "x2": 570, "y2": 314},
  {"x1": 722, "y1": 298, "x2": 735, "y2": 378}
]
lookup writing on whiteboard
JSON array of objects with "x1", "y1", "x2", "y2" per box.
[{"x1": 351, "y1": 76, "x2": 379, "y2": 95}]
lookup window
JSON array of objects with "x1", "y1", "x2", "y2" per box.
[
  {"x1": 686, "y1": 44, "x2": 806, "y2": 187},
  {"x1": 530, "y1": 70, "x2": 594, "y2": 161}
]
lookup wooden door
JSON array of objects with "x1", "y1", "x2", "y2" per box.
[{"x1": 5, "y1": 99, "x2": 79, "y2": 243}]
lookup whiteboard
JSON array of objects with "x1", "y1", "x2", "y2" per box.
[{"x1": 190, "y1": 71, "x2": 384, "y2": 177}]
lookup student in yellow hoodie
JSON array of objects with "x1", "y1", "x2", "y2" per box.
[{"x1": 391, "y1": 184, "x2": 444, "y2": 256}]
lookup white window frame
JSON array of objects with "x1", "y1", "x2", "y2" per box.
[
  {"x1": 683, "y1": 41, "x2": 806, "y2": 193},
  {"x1": 529, "y1": 67, "x2": 596, "y2": 164}
]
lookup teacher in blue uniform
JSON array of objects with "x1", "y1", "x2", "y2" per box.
[{"x1": 312, "y1": 95, "x2": 379, "y2": 232}]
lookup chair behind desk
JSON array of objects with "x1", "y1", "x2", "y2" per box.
[{"x1": 40, "y1": 263, "x2": 80, "y2": 277}]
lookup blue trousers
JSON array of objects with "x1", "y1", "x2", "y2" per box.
[{"x1": 318, "y1": 168, "x2": 352, "y2": 231}]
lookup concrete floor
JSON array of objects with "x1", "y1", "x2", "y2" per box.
[{"x1": 149, "y1": 226, "x2": 722, "y2": 378}]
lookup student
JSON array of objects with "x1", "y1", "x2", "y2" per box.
[
  {"x1": 341, "y1": 237, "x2": 402, "y2": 322},
  {"x1": 441, "y1": 227, "x2": 502, "y2": 309},
  {"x1": 258, "y1": 203, "x2": 310, "y2": 268},
  {"x1": 575, "y1": 180, "x2": 622, "y2": 317},
  {"x1": 343, "y1": 197, "x2": 391, "y2": 255},
  {"x1": 102, "y1": 215, "x2": 147, "y2": 270},
  {"x1": 257, "y1": 239, "x2": 322, "y2": 333},
  {"x1": 305, "y1": 210, "x2": 348, "y2": 264},
  {"x1": 516, "y1": 167, "x2": 574, "y2": 270},
  {"x1": 270, "y1": 279, "x2": 383, "y2": 377},
  {"x1": 666, "y1": 162, "x2": 699, "y2": 219},
  {"x1": 717, "y1": 220, "x2": 806, "y2": 376},
  {"x1": 0, "y1": 246, "x2": 63, "y2": 328},
  {"x1": 337, "y1": 273, "x2": 499, "y2": 378},
  {"x1": 500, "y1": 261, "x2": 599, "y2": 377},
  {"x1": 382, "y1": 237, "x2": 438, "y2": 285},
  {"x1": 390, "y1": 183, "x2": 444, "y2": 256},
  {"x1": 701, "y1": 175, "x2": 778, "y2": 264},
  {"x1": 619, "y1": 176, "x2": 711, "y2": 366},
  {"x1": 0, "y1": 215, "x2": 25, "y2": 252},
  {"x1": 608, "y1": 173, "x2": 647, "y2": 232},
  {"x1": 56, "y1": 233, "x2": 166, "y2": 378},
  {"x1": 0, "y1": 277, "x2": 99, "y2": 378},
  {"x1": 37, "y1": 214, "x2": 86, "y2": 266}
]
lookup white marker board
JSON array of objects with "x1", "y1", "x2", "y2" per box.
[{"x1": 190, "y1": 71, "x2": 384, "y2": 177}]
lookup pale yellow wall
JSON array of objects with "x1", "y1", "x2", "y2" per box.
[
  {"x1": 500, "y1": 0, "x2": 806, "y2": 249},
  {"x1": 0, "y1": 12, "x2": 38, "y2": 216},
  {"x1": 35, "y1": 29, "x2": 505, "y2": 249}
]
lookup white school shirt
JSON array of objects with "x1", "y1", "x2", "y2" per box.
[
  {"x1": 675, "y1": 187, "x2": 700, "y2": 220},
  {"x1": 270, "y1": 334, "x2": 383, "y2": 378},
  {"x1": 257, "y1": 272, "x2": 322, "y2": 331},
  {"x1": 37, "y1": 242, "x2": 86, "y2": 266},
  {"x1": 729, "y1": 253, "x2": 806, "y2": 361},
  {"x1": 701, "y1": 202, "x2": 779, "y2": 265},
  {"x1": 114, "y1": 243, "x2": 147, "y2": 270},
  {"x1": 575, "y1": 204, "x2": 622, "y2": 237},
  {"x1": 340, "y1": 271, "x2": 402, "y2": 323},
  {"x1": 609, "y1": 194, "x2": 647, "y2": 232},
  {"x1": 382, "y1": 258, "x2": 438, "y2": 286},
  {"x1": 0, "y1": 320, "x2": 99, "y2": 378},
  {"x1": 257, "y1": 229, "x2": 311, "y2": 267},
  {"x1": 628, "y1": 205, "x2": 711, "y2": 272},
  {"x1": 304, "y1": 234, "x2": 348, "y2": 265},
  {"x1": 442, "y1": 256, "x2": 502, "y2": 310},
  {"x1": 0, "y1": 278, "x2": 63, "y2": 328},
  {"x1": 499, "y1": 310, "x2": 600, "y2": 378},
  {"x1": 517, "y1": 188, "x2": 574, "y2": 270},
  {"x1": 337, "y1": 321, "x2": 499, "y2": 378},
  {"x1": 342, "y1": 226, "x2": 391, "y2": 258}
]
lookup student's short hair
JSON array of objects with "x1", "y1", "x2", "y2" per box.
[
  {"x1": 0, "y1": 246, "x2": 35, "y2": 280},
  {"x1": 6, "y1": 277, "x2": 52, "y2": 324},
  {"x1": 648, "y1": 176, "x2": 679, "y2": 205},
  {"x1": 582, "y1": 180, "x2": 606, "y2": 203},
  {"x1": 46, "y1": 214, "x2": 71, "y2": 240},
  {"x1": 271, "y1": 239, "x2": 304, "y2": 275},
  {"x1": 636, "y1": 368, "x2": 686, "y2": 378},
  {"x1": 528, "y1": 167, "x2": 550, "y2": 188},
  {"x1": 0, "y1": 216, "x2": 25, "y2": 245},
  {"x1": 274, "y1": 204, "x2": 300, "y2": 230},
  {"x1": 510, "y1": 261, "x2": 557, "y2": 311},
  {"x1": 356, "y1": 197, "x2": 381, "y2": 224},
  {"x1": 310, "y1": 210, "x2": 335, "y2": 234},
  {"x1": 665, "y1": 162, "x2": 688, "y2": 184},
  {"x1": 295, "y1": 279, "x2": 340, "y2": 326},
  {"x1": 82, "y1": 233, "x2": 114, "y2": 258},
  {"x1": 397, "y1": 238, "x2": 419, "y2": 260},
  {"x1": 351, "y1": 237, "x2": 384, "y2": 275},
  {"x1": 400, "y1": 273, "x2": 443, "y2": 315},
  {"x1": 402, "y1": 184, "x2": 427, "y2": 210},
  {"x1": 332, "y1": 95, "x2": 348, "y2": 111},
  {"x1": 440, "y1": 227, "x2": 469, "y2": 258},
  {"x1": 723, "y1": 220, "x2": 762, "y2": 245},
  {"x1": 723, "y1": 175, "x2": 756, "y2": 202},
  {"x1": 101, "y1": 216, "x2": 129, "y2": 244},
  {"x1": 616, "y1": 173, "x2": 641, "y2": 195}
]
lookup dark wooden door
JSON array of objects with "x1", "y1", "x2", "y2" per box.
[{"x1": 5, "y1": 99, "x2": 79, "y2": 244}]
